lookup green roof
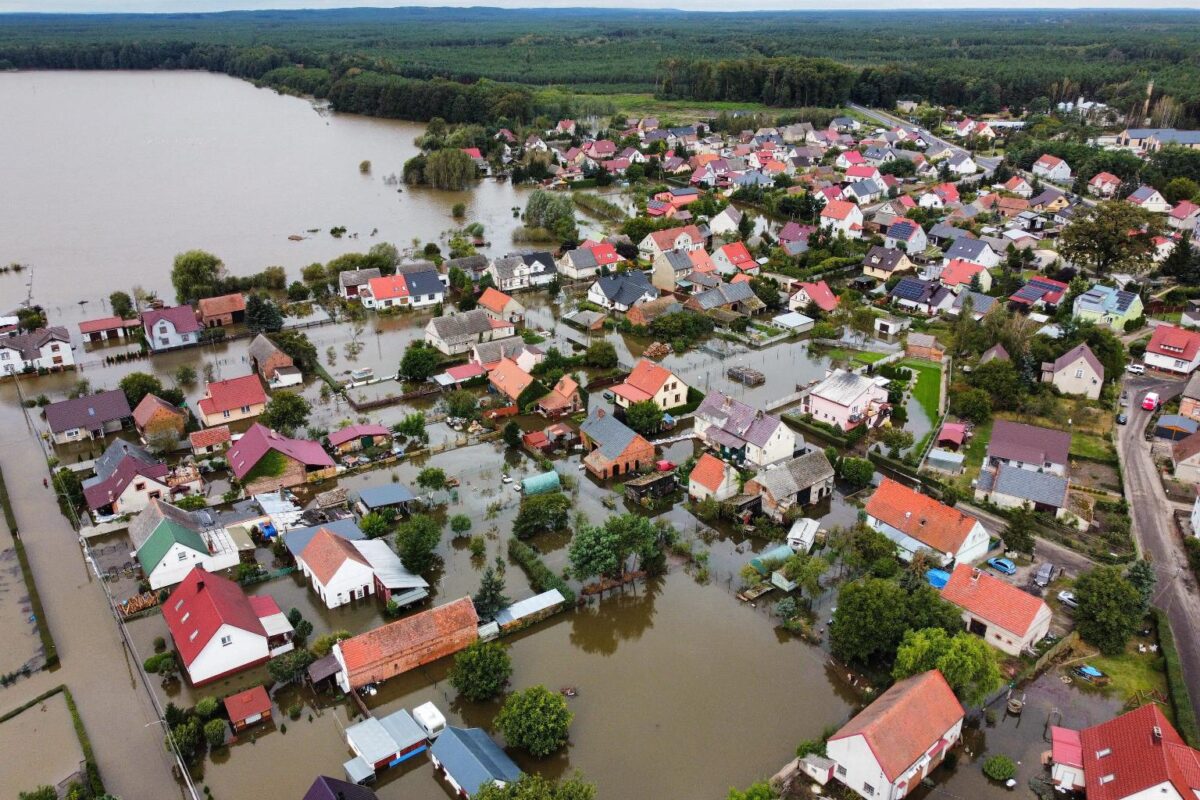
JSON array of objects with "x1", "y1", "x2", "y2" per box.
[{"x1": 136, "y1": 519, "x2": 207, "y2": 574}]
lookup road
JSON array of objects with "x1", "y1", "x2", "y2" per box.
[
  {"x1": 1117, "y1": 373, "x2": 1200, "y2": 722},
  {"x1": 847, "y1": 103, "x2": 1002, "y2": 173}
]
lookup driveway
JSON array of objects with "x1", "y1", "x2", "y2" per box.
[{"x1": 1116, "y1": 373, "x2": 1200, "y2": 721}]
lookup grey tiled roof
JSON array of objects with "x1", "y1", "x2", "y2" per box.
[
  {"x1": 752, "y1": 451, "x2": 834, "y2": 499},
  {"x1": 428, "y1": 309, "x2": 495, "y2": 340},
  {"x1": 981, "y1": 465, "x2": 1067, "y2": 509},
  {"x1": 580, "y1": 410, "x2": 641, "y2": 460},
  {"x1": 338, "y1": 268, "x2": 381, "y2": 288},
  {"x1": 592, "y1": 272, "x2": 658, "y2": 307}
]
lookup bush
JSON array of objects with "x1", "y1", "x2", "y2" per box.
[
  {"x1": 194, "y1": 696, "x2": 219, "y2": 720},
  {"x1": 508, "y1": 538, "x2": 575, "y2": 603},
  {"x1": 449, "y1": 641, "x2": 513, "y2": 701},
  {"x1": 982, "y1": 755, "x2": 1016, "y2": 781},
  {"x1": 496, "y1": 685, "x2": 573, "y2": 757},
  {"x1": 203, "y1": 718, "x2": 227, "y2": 748}
]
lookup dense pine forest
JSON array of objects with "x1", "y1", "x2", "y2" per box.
[{"x1": 2, "y1": 7, "x2": 1200, "y2": 124}]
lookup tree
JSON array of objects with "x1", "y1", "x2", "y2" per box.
[
  {"x1": 879, "y1": 427, "x2": 914, "y2": 456},
  {"x1": 892, "y1": 627, "x2": 1002, "y2": 707},
  {"x1": 449, "y1": 640, "x2": 513, "y2": 701},
  {"x1": 840, "y1": 457, "x2": 874, "y2": 489},
  {"x1": 1060, "y1": 200, "x2": 1163, "y2": 276},
  {"x1": 514, "y1": 493, "x2": 572, "y2": 539},
  {"x1": 267, "y1": 648, "x2": 315, "y2": 686},
  {"x1": 167, "y1": 717, "x2": 203, "y2": 761},
  {"x1": 475, "y1": 774, "x2": 596, "y2": 800},
  {"x1": 270, "y1": 330, "x2": 319, "y2": 371},
  {"x1": 194, "y1": 696, "x2": 219, "y2": 719},
  {"x1": 982, "y1": 755, "x2": 1017, "y2": 782},
  {"x1": 749, "y1": 277, "x2": 781, "y2": 308},
  {"x1": 474, "y1": 558, "x2": 510, "y2": 621},
  {"x1": 1163, "y1": 176, "x2": 1200, "y2": 204},
  {"x1": 109, "y1": 290, "x2": 136, "y2": 319},
  {"x1": 174, "y1": 365, "x2": 197, "y2": 387},
  {"x1": 969, "y1": 360, "x2": 1024, "y2": 410},
  {"x1": 396, "y1": 514, "x2": 442, "y2": 574},
  {"x1": 445, "y1": 389, "x2": 479, "y2": 419},
  {"x1": 119, "y1": 372, "x2": 168, "y2": 409},
  {"x1": 1125, "y1": 559, "x2": 1157, "y2": 618},
  {"x1": 360, "y1": 512, "x2": 392, "y2": 539},
  {"x1": 260, "y1": 392, "x2": 310, "y2": 435},
  {"x1": 1074, "y1": 566, "x2": 1143, "y2": 654},
  {"x1": 311, "y1": 630, "x2": 351, "y2": 657},
  {"x1": 450, "y1": 514, "x2": 473, "y2": 535},
  {"x1": 569, "y1": 513, "x2": 669, "y2": 582},
  {"x1": 624, "y1": 399, "x2": 665, "y2": 434},
  {"x1": 422, "y1": 148, "x2": 477, "y2": 190},
  {"x1": 830, "y1": 578, "x2": 960, "y2": 667},
  {"x1": 1001, "y1": 506, "x2": 1036, "y2": 555},
  {"x1": 171, "y1": 249, "x2": 224, "y2": 304},
  {"x1": 949, "y1": 386, "x2": 992, "y2": 423},
  {"x1": 19, "y1": 788, "x2": 58, "y2": 800},
  {"x1": 726, "y1": 782, "x2": 777, "y2": 800},
  {"x1": 400, "y1": 342, "x2": 441, "y2": 382},
  {"x1": 54, "y1": 466, "x2": 85, "y2": 512},
  {"x1": 503, "y1": 421, "x2": 523, "y2": 449},
  {"x1": 245, "y1": 293, "x2": 283, "y2": 333},
  {"x1": 524, "y1": 189, "x2": 578, "y2": 240},
  {"x1": 496, "y1": 685, "x2": 573, "y2": 757},
  {"x1": 416, "y1": 467, "x2": 448, "y2": 491},
  {"x1": 396, "y1": 412, "x2": 428, "y2": 442},
  {"x1": 1161, "y1": 233, "x2": 1197, "y2": 281},
  {"x1": 584, "y1": 340, "x2": 618, "y2": 369},
  {"x1": 203, "y1": 719, "x2": 227, "y2": 748}
]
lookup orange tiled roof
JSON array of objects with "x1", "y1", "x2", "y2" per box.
[
  {"x1": 940, "y1": 564, "x2": 1048, "y2": 636},
  {"x1": 189, "y1": 426, "x2": 231, "y2": 449},
  {"x1": 197, "y1": 293, "x2": 246, "y2": 317},
  {"x1": 339, "y1": 597, "x2": 478, "y2": 682},
  {"x1": 477, "y1": 287, "x2": 513, "y2": 315},
  {"x1": 299, "y1": 528, "x2": 370, "y2": 586},
  {"x1": 689, "y1": 453, "x2": 728, "y2": 492},
  {"x1": 865, "y1": 478, "x2": 980, "y2": 555}
]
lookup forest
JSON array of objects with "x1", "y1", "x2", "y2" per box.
[{"x1": 3, "y1": 8, "x2": 1200, "y2": 124}]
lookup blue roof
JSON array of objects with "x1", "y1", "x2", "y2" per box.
[
  {"x1": 926, "y1": 569, "x2": 951, "y2": 589},
  {"x1": 431, "y1": 727, "x2": 522, "y2": 797},
  {"x1": 358, "y1": 484, "x2": 417, "y2": 509},
  {"x1": 284, "y1": 517, "x2": 364, "y2": 558}
]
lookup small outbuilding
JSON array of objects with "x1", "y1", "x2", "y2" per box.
[
  {"x1": 623, "y1": 470, "x2": 677, "y2": 502},
  {"x1": 520, "y1": 471, "x2": 561, "y2": 496},
  {"x1": 224, "y1": 685, "x2": 273, "y2": 732},
  {"x1": 431, "y1": 727, "x2": 523, "y2": 799}
]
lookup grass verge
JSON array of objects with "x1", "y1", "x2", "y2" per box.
[{"x1": 1154, "y1": 608, "x2": 1200, "y2": 747}]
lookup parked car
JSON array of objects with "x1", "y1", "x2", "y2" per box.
[
  {"x1": 1126, "y1": 363, "x2": 1145, "y2": 375},
  {"x1": 1117, "y1": 413, "x2": 1128, "y2": 425},
  {"x1": 987, "y1": 557, "x2": 1017, "y2": 575},
  {"x1": 1057, "y1": 590, "x2": 1078, "y2": 609},
  {"x1": 1142, "y1": 391, "x2": 1160, "y2": 411},
  {"x1": 1034, "y1": 562, "x2": 1055, "y2": 587}
]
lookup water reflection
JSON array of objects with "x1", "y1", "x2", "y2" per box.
[{"x1": 567, "y1": 577, "x2": 663, "y2": 656}]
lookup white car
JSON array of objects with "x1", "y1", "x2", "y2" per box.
[
  {"x1": 1057, "y1": 590, "x2": 1078, "y2": 609},
  {"x1": 1126, "y1": 363, "x2": 1145, "y2": 375}
]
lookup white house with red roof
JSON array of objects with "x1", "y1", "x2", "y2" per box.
[
  {"x1": 1128, "y1": 185, "x2": 1172, "y2": 214},
  {"x1": 827, "y1": 670, "x2": 965, "y2": 800},
  {"x1": 1003, "y1": 176, "x2": 1033, "y2": 198},
  {"x1": 865, "y1": 478, "x2": 989, "y2": 565},
  {"x1": 790, "y1": 281, "x2": 839, "y2": 314},
  {"x1": 1145, "y1": 324, "x2": 1200, "y2": 374},
  {"x1": 835, "y1": 150, "x2": 866, "y2": 170},
  {"x1": 1032, "y1": 154, "x2": 1072, "y2": 182},
  {"x1": 1050, "y1": 704, "x2": 1200, "y2": 800},
  {"x1": 711, "y1": 241, "x2": 759, "y2": 276},
  {"x1": 143, "y1": 305, "x2": 202, "y2": 352},
  {"x1": 1088, "y1": 171, "x2": 1122, "y2": 198},
  {"x1": 820, "y1": 200, "x2": 864, "y2": 239},
  {"x1": 687, "y1": 453, "x2": 739, "y2": 502},
  {"x1": 197, "y1": 374, "x2": 268, "y2": 428},
  {"x1": 845, "y1": 164, "x2": 882, "y2": 182},
  {"x1": 940, "y1": 564, "x2": 1051, "y2": 655},
  {"x1": 939, "y1": 259, "x2": 992, "y2": 293},
  {"x1": 1169, "y1": 200, "x2": 1200, "y2": 233},
  {"x1": 162, "y1": 567, "x2": 294, "y2": 685},
  {"x1": 919, "y1": 183, "x2": 960, "y2": 209},
  {"x1": 611, "y1": 359, "x2": 688, "y2": 412},
  {"x1": 637, "y1": 224, "x2": 706, "y2": 258}
]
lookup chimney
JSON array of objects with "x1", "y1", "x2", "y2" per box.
[
  {"x1": 196, "y1": 579, "x2": 205, "y2": 591},
  {"x1": 971, "y1": 568, "x2": 981, "y2": 582},
  {"x1": 1153, "y1": 726, "x2": 1163, "y2": 743},
  {"x1": 596, "y1": 408, "x2": 606, "y2": 419}
]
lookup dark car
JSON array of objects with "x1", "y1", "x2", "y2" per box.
[
  {"x1": 1117, "y1": 413, "x2": 1128, "y2": 425},
  {"x1": 1034, "y1": 562, "x2": 1055, "y2": 587}
]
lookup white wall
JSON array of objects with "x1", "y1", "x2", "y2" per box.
[{"x1": 186, "y1": 623, "x2": 268, "y2": 685}]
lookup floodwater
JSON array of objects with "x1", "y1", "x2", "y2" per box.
[{"x1": 0, "y1": 690, "x2": 85, "y2": 793}]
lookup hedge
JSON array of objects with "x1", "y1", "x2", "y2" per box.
[
  {"x1": 1154, "y1": 608, "x2": 1200, "y2": 747},
  {"x1": 0, "y1": 466, "x2": 58, "y2": 668},
  {"x1": 508, "y1": 538, "x2": 576, "y2": 604},
  {"x1": 0, "y1": 685, "x2": 105, "y2": 796},
  {"x1": 783, "y1": 414, "x2": 850, "y2": 448}
]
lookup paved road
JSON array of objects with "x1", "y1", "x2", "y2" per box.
[
  {"x1": 0, "y1": 428, "x2": 186, "y2": 799},
  {"x1": 1117, "y1": 374, "x2": 1200, "y2": 722},
  {"x1": 847, "y1": 103, "x2": 1002, "y2": 173}
]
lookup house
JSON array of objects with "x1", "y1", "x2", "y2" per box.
[
  {"x1": 684, "y1": 280, "x2": 765, "y2": 317},
  {"x1": 224, "y1": 684, "x2": 272, "y2": 732},
  {"x1": 142, "y1": 305, "x2": 201, "y2": 351},
  {"x1": 790, "y1": 281, "x2": 839, "y2": 314},
  {"x1": 890, "y1": 277, "x2": 953, "y2": 317},
  {"x1": 745, "y1": 451, "x2": 835, "y2": 521},
  {"x1": 470, "y1": 337, "x2": 540, "y2": 372},
  {"x1": 476, "y1": 287, "x2": 525, "y2": 324},
  {"x1": 189, "y1": 426, "x2": 231, "y2": 458},
  {"x1": 652, "y1": 249, "x2": 697, "y2": 291},
  {"x1": 1041, "y1": 342, "x2": 1104, "y2": 399},
  {"x1": 1003, "y1": 176, "x2": 1034, "y2": 198},
  {"x1": 162, "y1": 567, "x2": 294, "y2": 686},
  {"x1": 485, "y1": 252, "x2": 556, "y2": 292},
  {"x1": 938, "y1": 260, "x2": 991, "y2": 293},
  {"x1": 579, "y1": 408, "x2": 656, "y2": 479},
  {"x1": 981, "y1": 343, "x2": 1009, "y2": 364},
  {"x1": 132, "y1": 394, "x2": 187, "y2": 443},
  {"x1": 819, "y1": 200, "x2": 864, "y2": 239},
  {"x1": 247, "y1": 334, "x2": 301, "y2": 389},
  {"x1": 44, "y1": 389, "x2": 131, "y2": 444},
  {"x1": 943, "y1": 238, "x2": 1000, "y2": 269},
  {"x1": 906, "y1": 333, "x2": 944, "y2": 362},
  {"x1": 196, "y1": 374, "x2": 268, "y2": 428},
  {"x1": 946, "y1": 152, "x2": 977, "y2": 175},
  {"x1": 587, "y1": 272, "x2": 659, "y2": 313},
  {"x1": 688, "y1": 453, "x2": 739, "y2": 502},
  {"x1": 919, "y1": 183, "x2": 960, "y2": 209},
  {"x1": 986, "y1": 420, "x2": 1071, "y2": 476},
  {"x1": 1010, "y1": 276, "x2": 1070, "y2": 310},
  {"x1": 304, "y1": 777, "x2": 378, "y2": 800},
  {"x1": 0, "y1": 327, "x2": 73, "y2": 374},
  {"x1": 227, "y1": 423, "x2": 337, "y2": 495},
  {"x1": 1169, "y1": 200, "x2": 1200, "y2": 233},
  {"x1": 711, "y1": 241, "x2": 759, "y2": 276},
  {"x1": 196, "y1": 293, "x2": 245, "y2": 328},
  {"x1": 362, "y1": 266, "x2": 445, "y2": 310},
  {"x1": 487, "y1": 358, "x2": 535, "y2": 404},
  {"x1": 694, "y1": 391, "x2": 796, "y2": 468},
  {"x1": 884, "y1": 220, "x2": 927, "y2": 254},
  {"x1": 1073, "y1": 285, "x2": 1144, "y2": 331},
  {"x1": 861, "y1": 246, "x2": 914, "y2": 281},
  {"x1": 835, "y1": 150, "x2": 865, "y2": 170},
  {"x1": 627, "y1": 297, "x2": 681, "y2": 329},
  {"x1": 1050, "y1": 704, "x2": 1200, "y2": 800},
  {"x1": 865, "y1": 478, "x2": 990, "y2": 565},
  {"x1": 1030, "y1": 188, "x2": 1069, "y2": 213},
  {"x1": 843, "y1": 179, "x2": 883, "y2": 205},
  {"x1": 338, "y1": 268, "x2": 382, "y2": 300},
  {"x1": 874, "y1": 315, "x2": 910, "y2": 337},
  {"x1": 557, "y1": 243, "x2": 621, "y2": 281},
  {"x1": 976, "y1": 463, "x2": 1071, "y2": 521},
  {"x1": 129, "y1": 499, "x2": 241, "y2": 589},
  {"x1": 1032, "y1": 154, "x2": 1072, "y2": 182},
  {"x1": 1087, "y1": 171, "x2": 1121, "y2": 198},
  {"x1": 343, "y1": 709, "x2": 429, "y2": 783},
  {"x1": 708, "y1": 206, "x2": 744, "y2": 237},
  {"x1": 940, "y1": 564, "x2": 1051, "y2": 655},
  {"x1": 1127, "y1": 185, "x2": 1171, "y2": 214},
  {"x1": 296, "y1": 527, "x2": 428, "y2": 609},
  {"x1": 802, "y1": 369, "x2": 890, "y2": 431},
  {"x1": 536, "y1": 375, "x2": 582, "y2": 417},
  {"x1": 1171, "y1": 431, "x2": 1200, "y2": 483},
  {"x1": 333, "y1": 597, "x2": 478, "y2": 692},
  {"x1": 425, "y1": 310, "x2": 515, "y2": 356},
  {"x1": 827, "y1": 670, "x2": 964, "y2": 800},
  {"x1": 1145, "y1": 324, "x2": 1200, "y2": 374},
  {"x1": 431, "y1": 727, "x2": 523, "y2": 799},
  {"x1": 611, "y1": 359, "x2": 688, "y2": 412},
  {"x1": 638, "y1": 224, "x2": 706, "y2": 258},
  {"x1": 78, "y1": 316, "x2": 140, "y2": 344},
  {"x1": 82, "y1": 439, "x2": 201, "y2": 517},
  {"x1": 1181, "y1": 373, "x2": 1200, "y2": 422},
  {"x1": 328, "y1": 424, "x2": 391, "y2": 455},
  {"x1": 949, "y1": 291, "x2": 997, "y2": 320}
]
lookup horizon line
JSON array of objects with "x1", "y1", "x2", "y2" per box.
[{"x1": 3, "y1": 4, "x2": 1198, "y2": 15}]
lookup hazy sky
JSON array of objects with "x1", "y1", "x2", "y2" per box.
[{"x1": 0, "y1": 0, "x2": 1192, "y2": 12}]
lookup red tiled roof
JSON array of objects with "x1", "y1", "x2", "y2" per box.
[
  {"x1": 940, "y1": 259, "x2": 986, "y2": 287},
  {"x1": 189, "y1": 426, "x2": 231, "y2": 449},
  {"x1": 620, "y1": 359, "x2": 672, "y2": 398},
  {"x1": 488, "y1": 357, "x2": 534, "y2": 401},
  {"x1": 829, "y1": 670, "x2": 964, "y2": 782},
  {"x1": 79, "y1": 316, "x2": 139, "y2": 334},
  {"x1": 798, "y1": 281, "x2": 839, "y2": 312},
  {"x1": 821, "y1": 199, "x2": 858, "y2": 221},
  {"x1": 648, "y1": 224, "x2": 704, "y2": 251},
  {"x1": 328, "y1": 424, "x2": 390, "y2": 447},
  {"x1": 1148, "y1": 324, "x2": 1200, "y2": 362},
  {"x1": 477, "y1": 287, "x2": 514, "y2": 315},
  {"x1": 718, "y1": 241, "x2": 755, "y2": 270},
  {"x1": 689, "y1": 453, "x2": 728, "y2": 492},
  {"x1": 1090, "y1": 171, "x2": 1120, "y2": 187},
  {"x1": 1035, "y1": 154, "x2": 1064, "y2": 168},
  {"x1": 338, "y1": 597, "x2": 479, "y2": 688},
  {"x1": 1172, "y1": 200, "x2": 1200, "y2": 220},
  {"x1": 865, "y1": 478, "x2": 981, "y2": 555},
  {"x1": 941, "y1": 564, "x2": 1048, "y2": 637},
  {"x1": 366, "y1": 275, "x2": 409, "y2": 302},
  {"x1": 197, "y1": 293, "x2": 246, "y2": 318},
  {"x1": 197, "y1": 374, "x2": 267, "y2": 417},
  {"x1": 300, "y1": 528, "x2": 370, "y2": 585},
  {"x1": 224, "y1": 685, "x2": 272, "y2": 724},
  {"x1": 445, "y1": 362, "x2": 487, "y2": 382},
  {"x1": 589, "y1": 242, "x2": 621, "y2": 266},
  {"x1": 1080, "y1": 704, "x2": 1200, "y2": 800},
  {"x1": 162, "y1": 567, "x2": 267, "y2": 667}
]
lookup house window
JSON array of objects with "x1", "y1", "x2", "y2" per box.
[
  {"x1": 863, "y1": 784, "x2": 875, "y2": 796},
  {"x1": 836, "y1": 766, "x2": 847, "y2": 777},
  {"x1": 1074, "y1": 368, "x2": 1083, "y2": 379},
  {"x1": 222, "y1": 410, "x2": 231, "y2": 419},
  {"x1": 177, "y1": 551, "x2": 188, "y2": 561},
  {"x1": 181, "y1": 612, "x2": 190, "y2": 623},
  {"x1": 135, "y1": 482, "x2": 146, "y2": 491},
  {"x1": 220, "y1": 635, "x2": 232, "y2": 647}
]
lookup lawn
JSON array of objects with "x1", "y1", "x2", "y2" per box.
[
  {"x1": 1070, "y1": 431, "x2": 1118, "y2": 462},
  {"x1": 899, "y1": 359, "x2": 943, "y2": 421},
  {"x1": 826, "y1": 348, "x2": 888, "y2": 365},
  {"x1": 1087, "y1": 643, "x2": 1171, "y2": 716}
]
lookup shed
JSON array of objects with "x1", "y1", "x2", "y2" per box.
[
  {"x1": 494, "y1": 589, "x2": 566, "y2": 631},
  {"x1": 750, "y1": 543, "x2": 796, "y2": 576},
  {"x1": 308, "y1": 652, "x2": 342, "y2": 690},
  {"x1": 772, "y1": 311, "x2": 815, "y2": 333},
  {"x1": 357, "y1": 484, "x2": 417, "y2": 514},
  {"x1": 521, "y1": 471, "x2": 561, "y2": 496},
  {"x1": 787, "y1": 518, "x2": 820, "y2": 553},
  {"x1": 623, "y1": 470, "x2": 677, "y2": 501},
  {"x1": 1157, "y1": 414, "x2": 1199, "y2": 441},
  {"x1": 431, "y1": 727, "x2": 523, "y2": 799},
  {"x1": 224, "y1": 685, "x2": 272, "y2": 732},
  {"x1": 927, "y1": 448, "x2": 965, "y2": 474},
  {"x1": 937, "y1": 423, "x2": 966, "y2": 449}
]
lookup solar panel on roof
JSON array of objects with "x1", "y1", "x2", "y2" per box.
[{"x1": 893, "y1": 279, "x2": 929, "y2": 301}]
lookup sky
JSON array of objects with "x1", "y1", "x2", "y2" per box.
[{"x1": 0, "y1": 0, "x2": 1193, "y2": 12}]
